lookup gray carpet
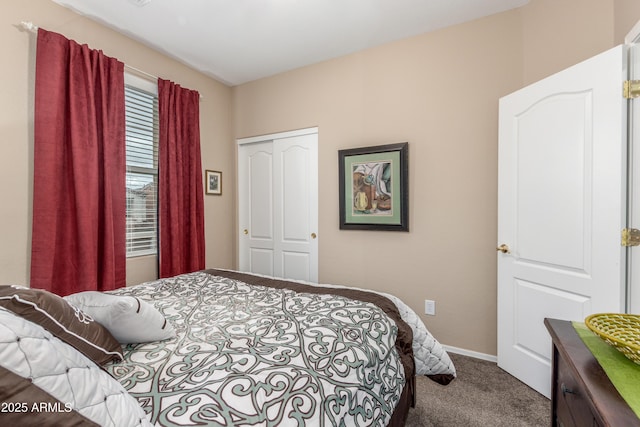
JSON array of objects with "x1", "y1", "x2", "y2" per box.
[{"x1": 406, "y1": 353, "x2": 550, "y2": 426}]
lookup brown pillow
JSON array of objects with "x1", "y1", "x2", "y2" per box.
[{"x1": 0, "y1": 286, "x2": 123, "y2": 365}]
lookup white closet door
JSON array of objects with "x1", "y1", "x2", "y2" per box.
[
  {"x1": 238, "y1": 128, "x2": 318, "y2": 282},
  {"x1": 238, "y1": 141, "x2": 275, "y2": 276},
  {"x1": 273, "y1": 134, "x2": 318, "y2": 282}
]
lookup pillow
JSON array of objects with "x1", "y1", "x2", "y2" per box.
[
  {"x1": 0, "y1": 307, "x2": 151, "y2": 427},
  {"x1": 0, "y1": 285, "x2": 122, "y2": 365},
  {"x1": 64, "y1": 291, "x2": 175, "y2": 343}
]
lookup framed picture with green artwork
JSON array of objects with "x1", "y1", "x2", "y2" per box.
[{"x1": 338, "y1": 142, "x2": 408, "y2": 231}]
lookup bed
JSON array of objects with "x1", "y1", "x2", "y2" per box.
[{"x1": 0, "y1": 269, "x2": 455, "y2": 426}]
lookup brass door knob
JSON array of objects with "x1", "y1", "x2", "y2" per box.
[
  {"x1": 497, "y1": 244, "x2": 510, "y2": 254},
  {"x1": 311, "y1": 233, "x2": 317, "y2": 239},
  {"x1": 243, "y1": 229, "x2": 248, "y2": 235}
]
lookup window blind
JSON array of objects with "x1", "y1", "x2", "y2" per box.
[{"x1": 125, "y1": 84, "x2": 159, "y2": 257}]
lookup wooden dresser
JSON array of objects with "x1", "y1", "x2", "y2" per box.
[{"x1": 544, "y1": 318, "x2": 640, "y2": 427}]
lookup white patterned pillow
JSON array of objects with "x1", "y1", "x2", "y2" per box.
[
  {"x1": 0, "y1": 307, "x2": 151, "y2": 426},
  {"x1": 65, "y1": 291, "x2": 175, "y2": 344}
]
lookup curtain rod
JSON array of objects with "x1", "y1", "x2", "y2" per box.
[
  {"x1": 17, "y1": 21, "x2": 157, "y2": 81},
  {"x1": 17, "y1": 21, "x2": 203, "y2": 99},
  {"x1": 17, "y1": 21, "x2": 37, "y2": 33}
]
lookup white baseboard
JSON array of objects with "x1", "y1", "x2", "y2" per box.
[{"x1": 443, "y1": 344, "x2": 497, "y2": 363}]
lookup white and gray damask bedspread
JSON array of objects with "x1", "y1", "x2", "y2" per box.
[{"x1": 105, "y1": 271, "x2": 454, "y2": 426}]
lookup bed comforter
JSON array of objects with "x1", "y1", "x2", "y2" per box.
[{"x1": 104, "y1": 270, "x2": 455, "y2": 426}]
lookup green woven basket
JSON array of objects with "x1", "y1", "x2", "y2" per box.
[{"x1": 585, "y1": 313, "x2": 640, "y2": 365}]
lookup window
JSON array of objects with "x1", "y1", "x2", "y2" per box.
[{"x1": 125, "y1": 74, "x2": 158, "y2": 257}]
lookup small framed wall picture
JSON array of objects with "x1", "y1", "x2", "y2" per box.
[{"x1": 205, "y1": 170, "x2": 222, "y2": 195}]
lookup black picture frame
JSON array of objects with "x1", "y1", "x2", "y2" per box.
[{"x1": 338, "y1": 142, "x2": 408, "y2": 231}]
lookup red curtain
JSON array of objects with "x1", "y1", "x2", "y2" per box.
[
  {"x1": 158, "y1": 79, "x2": 205, "y2": 277},
  {"x1": 31, "y1": 29, "x2": 126, "y2": 295}
]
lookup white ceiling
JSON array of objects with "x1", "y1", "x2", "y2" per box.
[{"x1": 51, "y1": 0, "x2": 528, "y2": 86}]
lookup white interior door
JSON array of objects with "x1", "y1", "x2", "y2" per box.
[
  {"x1": 238, "y1": 128, "x2": 318, "y2": 282},
  {"x1": 497, "y1": 45, "x2": 627, "y2": 398}
]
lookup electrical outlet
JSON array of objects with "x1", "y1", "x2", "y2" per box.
[{"x1": 425, "y1": 299, "x2": 436, "y2": 315}]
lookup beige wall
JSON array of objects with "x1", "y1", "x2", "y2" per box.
[
  {"x1": 521, "y1": 0, "x2": 640, "y2": 85},
  {"x1": 521, "y1": 0, "x2": 614, "y2": 85},
  {"x1": 233, "y1": 0, "x2": 640, "y2": 356},
  {"x1": 0, "y1": 0, "x2": 234, "y2": 286},
  {"x1": 616, "y1": 0, "x2": 640, "y2": 43}
]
